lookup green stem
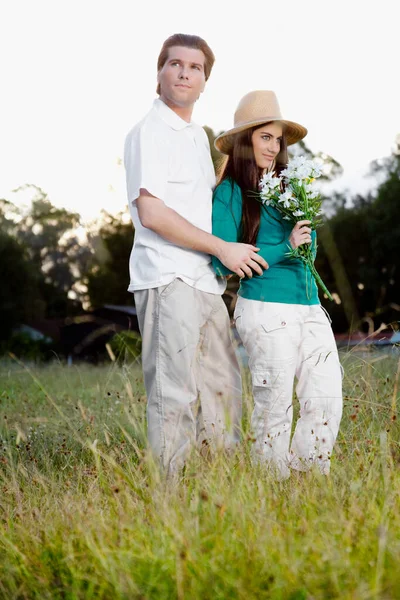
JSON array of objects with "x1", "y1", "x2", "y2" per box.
[
  {"x1": 305, "y1": 257, "x2": 333, "y2": 301},
  {"x1": 311, "y1": 264, "x2": 333, "y2": 300},
  {"x1": 294, "y1": 241, "x2": 333, "y2": 301}
]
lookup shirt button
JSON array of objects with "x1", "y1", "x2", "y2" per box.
[
  {"x1": 263, "y1": 379, "x2": 267, "y2": 385},
  {"x1": 281, "y1": 321, "x2": 286, "y2": 326}
]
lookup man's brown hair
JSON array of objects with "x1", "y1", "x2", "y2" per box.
[{"x1": 156, "y1": 33, "x2": 215, "y2": 95}]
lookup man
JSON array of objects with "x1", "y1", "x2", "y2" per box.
[{"x1": 124, "y1": 33, "x2": 268, "y2": 476}]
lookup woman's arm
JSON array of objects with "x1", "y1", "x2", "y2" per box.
[
  {"x1": 255, "y1": 241, "x2": 291, "y2": 267},
  {"x1": 256, "y1": 219, "x2": 313, "y2": 267}
]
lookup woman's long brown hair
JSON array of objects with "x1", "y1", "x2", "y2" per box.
[{"x1": 216, "y1": 124, "x2": 288, "y2": 245}]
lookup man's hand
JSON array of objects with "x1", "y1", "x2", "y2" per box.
[{"x1": 216, "y1": 241, "x2": 269, "y2": 278}]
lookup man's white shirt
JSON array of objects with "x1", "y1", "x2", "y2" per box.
[{"x1": 124, "y1": 98, "x2": 226, "y2": 295}]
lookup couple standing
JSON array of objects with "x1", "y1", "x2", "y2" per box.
[{"x1": 124, "y1": 33, "x2": 343, "y2": 480}]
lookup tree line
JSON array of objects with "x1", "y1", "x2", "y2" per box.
[{"x1": 1, "y1": 133, "x2": 399, "y2": 355}]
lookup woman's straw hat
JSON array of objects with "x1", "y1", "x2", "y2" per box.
[{"x1": 214, "y1": 90, "x2": 307, "y2": 155}]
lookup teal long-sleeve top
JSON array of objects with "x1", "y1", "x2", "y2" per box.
[{"x1": 212, "y1": 178, "x2": 320, "y2": 305}]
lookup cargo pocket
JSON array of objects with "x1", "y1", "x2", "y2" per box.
[
  {"x1": 252, "y1": 369, "x2": 284, "y2": 390},
  {"x1": 261, "y1": 314, "x2": 288, "y2": 334}
]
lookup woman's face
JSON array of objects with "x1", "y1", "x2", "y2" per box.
[{"x1": 251, "y1": 122, "x2": 283, "y2": 170}]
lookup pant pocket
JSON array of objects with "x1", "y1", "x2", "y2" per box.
[
  {"x1": 233, "y1": 305, "x2": 243, "y2": 327},
  {"x1": 159, "y1": 278, "x2": 181, "y2": 299},
  {"x1": 304, "y1": 306, "x2": 334, "y2": 335},
  {"x1": 252, "y1": 369, "x2": 284, "y2": 390},
  {"x1": 319, "y1": 305, "x2": 332, "y2": 324},
  {"x1": 260, "y1": 314, "x2": 288, "y2": 334}
]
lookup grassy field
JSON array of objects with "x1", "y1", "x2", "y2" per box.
[{"x1": 1, "y1": 349, "x2": 400, "y2": 600}]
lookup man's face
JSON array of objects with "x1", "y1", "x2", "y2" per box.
[{"x1": 157, "y1": 46, "x2": 206, "y2": 108}]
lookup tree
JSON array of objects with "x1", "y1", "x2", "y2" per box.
[
  {"x1": 0, "y1": 230, "x2": 42, "y2": 341},
  {"x1": 203, "y1": 126, "x2": 224, "y2": 173},
  {"x1": 86, "y1": 211, "x2": 134, "y2": 308},
  {"x1": 2, "y1": 185, "x2": 93, "y2": 318},
  {"x1": 313, "y1": 148, "x2": 400, "y2": 332}
]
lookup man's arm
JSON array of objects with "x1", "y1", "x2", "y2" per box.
[{"x1": 137, "y1": 190, "x2": 268, "y2": 279}]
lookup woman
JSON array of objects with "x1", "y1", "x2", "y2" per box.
[{"x1": 212, "y1": 90, "x2": 342, "y2": 479}]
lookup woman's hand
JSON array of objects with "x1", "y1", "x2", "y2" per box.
[{"x1": 289, "y1": 220, "x2": 312, "y2": 249}]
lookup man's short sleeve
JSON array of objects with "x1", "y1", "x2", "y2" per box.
[{"x1": 124, "y1": 122, "x2": 169, "y2": 205}]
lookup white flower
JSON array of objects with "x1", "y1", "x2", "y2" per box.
[
  {"x1": 260, "y1": 190, "x2": 275, "y2": 203},
  {"x1": 292, "y1": 210, "x2": 305, "y2": 217},
  {"x1": 278, "y1": 190, "x2": 293, "y2": 208},
  {"x1": 290, "y1": 155, "x2": 307, "y2": 168},
  {"x1": 280, "y1": 167, "x2": 295, "y2": 179},
  {"x1": 259, "y1": 172, "x2": 281, "y2": 190},
  {"x1": 283, "y1": 216, "x2": 291, "y2": 220},
  {"x1": 295, "y1": 165, "x2": 312, "y2": 180},
  {"x1": 309, "y1": 161, "x2": 323, "y2": 178},
  {"x1": 283, "y1": 157, "x2": 323, "y2": 183}
]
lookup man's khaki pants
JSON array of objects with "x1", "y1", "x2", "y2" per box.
[{"x1": 135, "y1": 278, "x2": 242, "y2": 476}]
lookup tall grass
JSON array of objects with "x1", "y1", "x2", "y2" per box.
[{"x1": 0, "y1": 350, "x2": 399, "y2": 599}]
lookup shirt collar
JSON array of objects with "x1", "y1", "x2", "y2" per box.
[{"x1": 154, "y1": 98, "x2": 192, "y2": 131}]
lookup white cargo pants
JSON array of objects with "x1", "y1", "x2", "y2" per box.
[
  {"x1": 234, "y1": 297, "x2": 343, "y2": 478},
  {"x1": 135, "y1": 278, "x2": 242, "y2": 476}
]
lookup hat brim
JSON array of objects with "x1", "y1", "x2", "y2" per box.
[{"x1": 214, "y1": 118, "x2": 308, "y2": 155}]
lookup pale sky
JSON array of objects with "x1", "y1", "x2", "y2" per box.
[{"x1": 1, "y1": 0, "x2": 399, "y2": 222}]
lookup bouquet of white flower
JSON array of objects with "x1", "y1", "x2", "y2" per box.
[{"x1": 259, "y1": 156, "x2": 332, "y2": 300}]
